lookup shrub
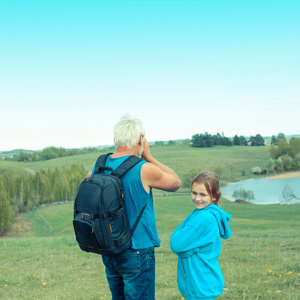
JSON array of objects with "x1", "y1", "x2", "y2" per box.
[
  {"x1": 182, "y1": 169, "x2": 198, "y2": 188},
  {"x1": 252, "y1": 166, "x2": 262, "y2": 175}
]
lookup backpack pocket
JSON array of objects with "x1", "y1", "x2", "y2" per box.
[
  {"x1": 107, "y1": 205, "x2": 131, "y2": 248},
  {"x1": 73, "y1": 214, "x2": 103, "y2": 249}
]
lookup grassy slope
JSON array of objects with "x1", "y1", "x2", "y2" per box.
[
  {"x1": 1, "y1": 199, "x2": 299, "y2": 300},
  {"x1": 1, "y1": 145, "x2": 299, "y2": 299},
  {"x1": 0, "y1": 145, "x2": 271, "y2": 184}
]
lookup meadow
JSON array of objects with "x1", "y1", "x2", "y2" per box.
[
  {"x1": 1, "y1": 144, "x2": 271, "y2": 185},
  {"x1": 1, "y1": 197, "x2": 299, "y2": 299},
  {"x1": 1, "y1": 144, "x2": 299, "y2": 299}
]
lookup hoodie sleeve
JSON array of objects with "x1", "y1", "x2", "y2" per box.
[{"x1": 170, "y1": 212, "x2": 218, "y2": 257}]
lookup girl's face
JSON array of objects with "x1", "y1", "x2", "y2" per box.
[{"x1": 191, "y1": 182, "x2": 215, "y2": 210}]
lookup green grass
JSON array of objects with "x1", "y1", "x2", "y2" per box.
[
  {"x1": 0, "y1": 144, "x2": 272, "y2": 185},
  {"x1": 0, "y1": 151, "x2": 107, "y2": 174},
  {"x1": 1, "y1": 145, "x2": 298, "y2": 299},
  {"x1": 1, "y1": 198, "x2": 300, "y2": 299}
]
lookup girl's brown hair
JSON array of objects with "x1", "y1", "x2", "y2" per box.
[{"x1": 191, "y1": 171, "x2": 221, "y2": 206}]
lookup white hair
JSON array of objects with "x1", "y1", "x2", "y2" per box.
[{"x1": 113, "y1": 114, "x2": 146, "y2": 148}]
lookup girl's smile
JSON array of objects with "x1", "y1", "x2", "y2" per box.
[{"x1": 191, "y1": 182, "x2": 215, "y2": 209}]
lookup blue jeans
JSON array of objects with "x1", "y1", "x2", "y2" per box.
[{"x1": 102, "y1": 247, "x2": 155, "y2": 300}]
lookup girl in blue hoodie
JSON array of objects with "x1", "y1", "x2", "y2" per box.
[{"x1": 170, "y1": 172, "x2": 231, "y2": 300}]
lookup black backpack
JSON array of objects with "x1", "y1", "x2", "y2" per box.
[{"x1": 73, "y1": 153, "x2": 146, "y2": 257}]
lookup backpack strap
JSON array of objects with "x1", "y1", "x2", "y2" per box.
[
  {"x1": 130, "y1": 205, "x2": 146, "y2": 236},
  {"x1": 93, "y1": 153, "x2": 112, "y2": 174},
  {"x1": 114, "y1": 155, "x2": 142, "y2": 178},
  {"x1": 94, "y1": 154, "x2": 142, "y2": 177},
  {"x1": 115, "y1": 155, "x2": 145, "y2": 235}
]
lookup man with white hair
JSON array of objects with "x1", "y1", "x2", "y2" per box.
[{"x1": 88, "y1": 114, "x2": 181, "y2": 300}]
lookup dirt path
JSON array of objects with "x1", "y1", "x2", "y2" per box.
[{"x1": 267, "y1": 171, "x2": 300, "y2": 180}]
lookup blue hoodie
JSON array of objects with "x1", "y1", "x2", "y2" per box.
[{"x1": 170, "y1": 204, "x2": 231, "y2": 300}]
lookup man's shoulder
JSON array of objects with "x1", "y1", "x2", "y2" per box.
[{"x1": 140, "y1": 161, "x2": 160, "y2": 175}]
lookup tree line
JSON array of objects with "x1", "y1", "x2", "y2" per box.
[
  {"x1": 0, "y1": 164, "x2": 87, "y2": 235},
  {"x1": 249, "y1": 134, "x2": 300, "y2": 175},
  {"x1": 1, "y1": 133, "x2": 299, "y2": 234},
  {"x1": 3, "y1": 146, "x2": 99, "y2": 162},
  {"x1": 268, "y1": 135, "x2": 300, "y2": 172},
  {"x1": 181, "y1": 134, "x2": 300, "y2": 188},
  {"x1": 191, "y1": 132, "x2": 265, "y2": 148}
]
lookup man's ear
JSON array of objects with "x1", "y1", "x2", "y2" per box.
[{"x1": 139, "y1": 135, "x2": 143, "y2": 145}]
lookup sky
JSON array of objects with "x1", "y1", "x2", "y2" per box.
[{"x1": 0, "y1": 0, "x2": 299, "y2": 151}]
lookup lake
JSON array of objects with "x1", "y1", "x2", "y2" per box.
[{"x1": 221, "y1": 176, "x2": 300, "y2": 205}]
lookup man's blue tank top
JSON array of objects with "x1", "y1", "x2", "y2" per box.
[{"x1": 92, "y1": 155, "x2": 161, "y2": 249}]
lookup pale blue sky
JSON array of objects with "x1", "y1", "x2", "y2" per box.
[{"x1": 1, "y1": 0, "x2": 299, "y2": 151}]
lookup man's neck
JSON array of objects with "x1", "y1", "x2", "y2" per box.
[{"x1": 111, "y1": 146, "x2": 140, "y2": 158}]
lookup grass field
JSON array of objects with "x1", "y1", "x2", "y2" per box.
[
  {"x1": 1, "y1": 197, "x2": 299, "y2": 300},
  {"x1": 0, "y1": 144, "x2": 272, "y2": 186},
  {"x1": 1, "y1": 145, "x2": 299, "y2": 299}
]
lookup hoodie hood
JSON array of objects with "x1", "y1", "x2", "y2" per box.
[{"x1": 205, "y1": 204, "x2": 231, "y2": 239}]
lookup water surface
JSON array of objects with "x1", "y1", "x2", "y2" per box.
[{"x1": 221, "y1": 177, "x2": 300, "y2": 205}]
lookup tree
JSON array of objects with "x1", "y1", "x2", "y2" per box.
[
  {"x1": 233, "y1": 135, "x2": 247, "y2": 146},
  {"x1": 182, "y1": 139, "x2": 191, "y2": 145},
  {"x1": 41, "y1": 147, "x2": 59, "y2": 160},
  {"x1": 281, "y1": 185, "x2": 300, "y2": 204},
  {"x1": 256, "y1": 134, "x2": 265, "y2": 146},
  {"x1": 182, "y1": 169, "x2": 198, "y2": 188},
  {"x1": 192, "y1": 133, "x2": 215, "y2": 147},
  {"x1": 221, "y1": 136, "x2": 232, "y2": 146},
  {"x1": 277, "y1": 138, "x2": 289, "y2": 156},
  {"x1": 267, "y1": 159, "x2": 276, "y2": 173},
  {"x1": 252, "y1": 166, "x2": 266, "y2": 175},
  {"x1": 270, "y1": 145, "x2": 279, "y2": 159},
  {"x1": 168, "y1": 140, "x2": 176, "y2": 146},
  {"x1": 252, "y1": 166, "x2": 262, "y2": 175},
  {"x1": 191, "y1": 132, "x2": 233, "y2": 147},
  {"x1": 0, "y1": 183, "x2": 11, "y2": 234},
  {"x1": 275, "y1": 158, "x2": 284, "y2": 172},
  {"x1": 191, "y1": 134, "x2": 205, "y2": 147},
  {"x1": 212, "y1": 133, "x2": 222, "y2": 145},
  {"x1": 155, "y1": 141, "x2": 164, "y2": 147},
  {"x1": 233, "y1": 135, "x2": 240, "y2": 146},
  {"x1": 208, "y1": 165, "x2": 225, "y2": 179},
  {"x1": 250, "y1": 134, "x2": 265, "y2": 146},
  {"x1": 268, "y1": 137, "x2": 300, "y2": 172},
  {"x1": 232, "y1": 188, "x2": 255, "y2": 203},
  {"x1": 226, "y1": 163, "x2": 236, "y2": 181},
  {"x1": 277, "y1": 133, "x2": 286, "y2": 140},
  {"x1": 271, "y1": 135, "x2": 277, "y2": 145},
  {"x1": 203, "y1": 132, "x2": 213, "y2": 147},
  {"x1": 289, "y1": 137, "x2": 300, "y2": 158},
  {"x1": 281, "y1": 154, "x2": 295, "y2": 171},
  {"x1": 294, "y1": 153, "x2": 300, "y2": 169},
  {"x1": 239, "y1": 136, "x2": 248, "y2": 146}
]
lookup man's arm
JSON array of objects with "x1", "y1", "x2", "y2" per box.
[
  {"x1": 141, "y1": 139, "x2": 181, "y2": 192},
  {"x1": 86, "y1": 170, "x2": 92, "y2": 178}
]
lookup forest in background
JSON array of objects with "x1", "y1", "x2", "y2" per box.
[{"x1": 1, "y1": 133, "x2": 300, "y2": 235}]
